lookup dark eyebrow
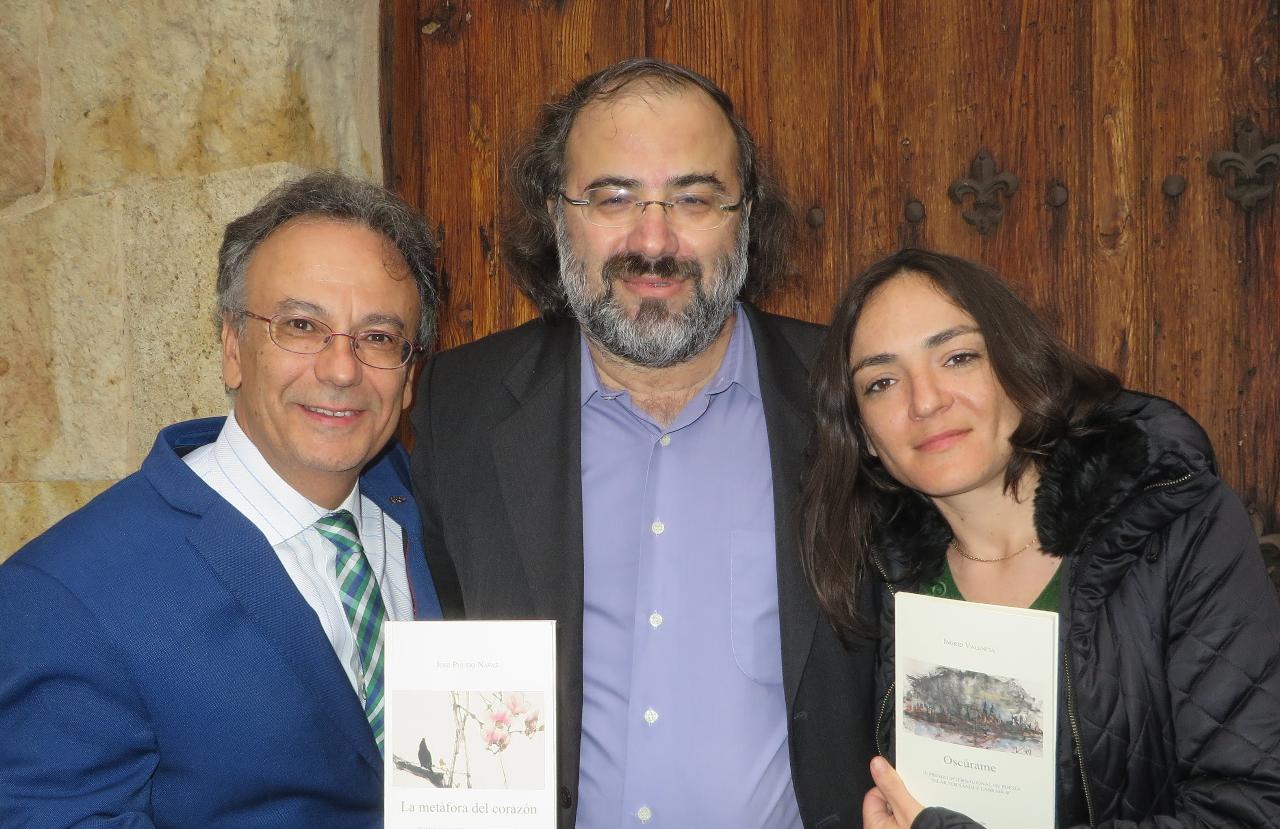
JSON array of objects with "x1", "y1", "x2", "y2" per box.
[
  {"x1": 849, "y1": 352, "x2": 895, "y2": 376},
  {"x1": 581, "y1": 173, "x2": 729, "y2": 194},
  {"x1": 925, "y1": 325, "x2": 981, "y2": 349},
  {"x1": 668, "y1": 172, "x2": 728, "y2": 192},
  {"x1": 850, "y1": 326, "x2": 982, "y2": 375},
  {"x1": 583, "y1": 175, "x2": 640, "y2": 191},
  {"x1": 274, "y1": 298, "x2": 407, "y2": 333},
  {"x1": 360, "y1": 313, "x2": 407, "y2": 333},
  {"x1": 275, "y1": 298, "x2": 326, "y2": 317}
]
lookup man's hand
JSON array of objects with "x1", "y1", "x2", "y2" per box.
[{"x1": 862, "y1": 756, "x2": 925, "y2": 829}]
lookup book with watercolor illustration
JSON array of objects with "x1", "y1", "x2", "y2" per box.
[
  {"x1": 895, "y1": 592, "x2": 1058, "y2": 829},
  {"x1": 384, "y1": 620, "x2": 556, "y2": 828}
]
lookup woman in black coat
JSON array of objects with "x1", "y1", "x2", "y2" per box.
[{"x1": 798, "y1": 249, "x2": 1280, "y2": 828}]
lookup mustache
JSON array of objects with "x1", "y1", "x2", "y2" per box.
[{"x1": 601, "y1": 253, "x2": 703, "y2": 283}]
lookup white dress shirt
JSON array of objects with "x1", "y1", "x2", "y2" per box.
[{"x1": 184, "y1": 410, "x2": 413, "y2": 695}]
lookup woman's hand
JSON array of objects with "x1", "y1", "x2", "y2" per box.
[{"x1": 863, "y1": 756, "x2": 925, "y2": 829}]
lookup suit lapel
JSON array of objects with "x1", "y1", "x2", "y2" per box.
[
  {"x1": 488, "y1": 320, "x2": 585, "y2": 626},
  {"x1": 186, "y1": 500, "x2": 383, "y2": 772},
  {"x1": 486, "y1": 320, "x2": 587, "y2": 809},
  {"x1": 746, "y1": 306, "x2": 821, "y2": 709},
  {"x1": 362, "y1": 453, "x2": 443, "y2": 620}
]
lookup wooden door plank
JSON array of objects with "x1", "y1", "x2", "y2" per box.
[
  {"x1": 1141, "y1": 3, "x2": 1251, "y2": 515},
  {"x1": 1085, "y1": 0, "x2": 1148, "y2": 391},
  {"x1": 756, "y1": 0, "x2": 862, "y2": 325},
  {"x1": 1218, "y1": 0, "x2": 1280, "y2": 527}
]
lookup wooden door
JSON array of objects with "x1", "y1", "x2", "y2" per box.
[{"x1": 383, "y1": 0, "x2": 1280, "y2": 539}]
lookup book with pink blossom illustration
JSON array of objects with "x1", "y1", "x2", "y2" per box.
[
  {"x1": 384, "y1": 620, "x2": 556, "y2": 828},
  {"x1": 895, "y1": 592, "x2": 1058, "y2": 829}
]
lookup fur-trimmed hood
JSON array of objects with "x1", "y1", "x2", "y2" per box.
[{"x1": 871, "y1": 390, "x2": 1218, "y2": 592}]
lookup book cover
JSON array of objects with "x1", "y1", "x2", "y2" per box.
[
  {"x1": 384, "y1": 620, "x2": 557, "y2": 828},
  {"x1": 895, "y1": 592, "x2": 1058, "y2": 828}
]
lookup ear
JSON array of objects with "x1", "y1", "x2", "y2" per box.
[
  {"x1": 221, "y1": 314, "x2": 243, "y2": 391},
  {"x1": 400, "y1": 358, "x2": 420, "y2": 412},
  {"x1": 546, "y1": 194, "x2": 559, "y2": 222}
]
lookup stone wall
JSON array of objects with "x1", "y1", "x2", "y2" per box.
[{"x1": 0, "y1": 0, "x2": 384, "y2": 557}]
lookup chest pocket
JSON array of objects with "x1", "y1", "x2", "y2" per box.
[{"x1": 729, "y1": 529, "x2": 785, "y2": 685}]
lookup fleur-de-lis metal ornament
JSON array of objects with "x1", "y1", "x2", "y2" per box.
[
  {"x1": 1208, "y1": 119, "x2": 1280, "y2": 210},
  {"x1": 948, "y1": 150, "x2": 1019, "y2": 235}
]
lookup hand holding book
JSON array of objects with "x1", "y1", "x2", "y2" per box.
[
  {"x1": 864, "y1": 757, "x2": 992, "y2": 829},
  {"x1": 863, "y1": 756, "x2": 924, "y2": 829}
]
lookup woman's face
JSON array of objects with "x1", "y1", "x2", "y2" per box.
[{"x1": 848, "y1": 272, "x2": 1023, "y2": 502}]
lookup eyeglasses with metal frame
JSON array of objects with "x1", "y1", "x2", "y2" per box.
[
  {"x1": 558, "y1": 187, "x2": 743, "y2": 231},
  {"x1": 240, "y1": 310, "x2": 421, "y2": 370}
]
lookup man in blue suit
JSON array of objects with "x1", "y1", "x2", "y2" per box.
[{"x1": 0, "y1": 171, "x2": 442, "y2": 827}]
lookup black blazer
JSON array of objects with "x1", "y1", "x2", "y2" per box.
[{"x1": 411, "y1": 304, "x2": 876, "y2": 828}]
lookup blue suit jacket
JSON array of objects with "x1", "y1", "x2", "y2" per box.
[{"x1": 0, "y1": 417, "x2": 441, "y2": 828}]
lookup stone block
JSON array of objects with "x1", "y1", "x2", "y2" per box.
[
  {"x1": 47, "y1": 0, "x2": 380, "y2": 197},
  {"x1": 122, "y1": 162, "x2": 302, "y2": 466},
  {"x1": 0, "y1": 1, "x2": 46, "y2": 208},
  {"x1": 0, "y1": 193, "x2": 128, "y2": 481},
  {"x1": 0, "y1": 480, "x2": 116, "y2": 561}
]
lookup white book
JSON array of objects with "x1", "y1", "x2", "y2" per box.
[
  {"x1": 895, "y1": 592, "x2": 1058, "y2": 829},
  {"x1": 384, "y1": 620, "x2": 557, "y2": 828}
]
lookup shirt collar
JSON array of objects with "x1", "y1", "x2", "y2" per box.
[
  {"x1": 216, "y1": 409, "x2": 361, "y2": 545},
  {"x1": 578, "y1": 302, "x2": 760, "y2": 406}
]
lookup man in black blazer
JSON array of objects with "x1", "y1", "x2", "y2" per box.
[{"x1": 411, "y1": 58, "x2": 875, "y2": 828}]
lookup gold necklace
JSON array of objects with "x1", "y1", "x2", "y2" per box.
[{"x1": 950, "y1": 536, "x2": 1037, "y2": 563}]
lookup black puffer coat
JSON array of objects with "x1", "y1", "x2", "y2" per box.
[{"x1": 871, "y1": 391, "x2": 1280, "y2": 828}]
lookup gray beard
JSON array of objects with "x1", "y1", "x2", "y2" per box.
[{"x1": 555, "y1": 211, "x2": 750, "y2": 369}]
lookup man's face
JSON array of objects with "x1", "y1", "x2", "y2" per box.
[
  {"x1": 221, "y1": 218, "x2": 421, "y2": 507},
  {"x1": 555, "y1": 85, "x2": 749, "y2": 368}
]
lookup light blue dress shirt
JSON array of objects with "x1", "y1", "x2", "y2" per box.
[{"x1": 576, "y1": 304, "x2": 802, "y2": 828}]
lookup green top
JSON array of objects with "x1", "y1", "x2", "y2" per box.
[{"x1": 920, "y1": 558, "x2": 1062, "y2": 612}]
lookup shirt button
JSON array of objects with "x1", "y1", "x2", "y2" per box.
[
  {"x1": 649, "y1": 612, "x2": 663, "y2": 628},
  {"x1": 659, "y1": 434, "x2": 671, "y2": 446},
  {"x1": 650, "y1": 520, "x2": 665, "y2": 535},
  {"x1": 643, "y1": 708, "x2": 659, "y2": 725},
  {"x1": 637, "y1": 806, "x2": 653, "y2": 822}
]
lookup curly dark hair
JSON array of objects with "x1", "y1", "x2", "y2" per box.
[
  {"x1": 799, "y1": 249, "x2": 1121, "y2": 637},
  {"x1": 502, "y1": 58, "x2": 794, "y2": 315}
]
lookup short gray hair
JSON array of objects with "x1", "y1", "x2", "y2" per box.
[{"x1": 216, "y1": 170, "x2": 441, "y2": 350}]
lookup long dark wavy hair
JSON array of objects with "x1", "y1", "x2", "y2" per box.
[
  {"x1": 502, "y1": 57, "x2": 794, "y2": 315},
  {"x1": 798, "y1": 249, "x2": 1121, "y2": 637}
]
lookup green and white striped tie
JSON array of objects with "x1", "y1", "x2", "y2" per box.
[{"x1": 315, "y1": 510, "x2": 387, "y2": 756}]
